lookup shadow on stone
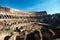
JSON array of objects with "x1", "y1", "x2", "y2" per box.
[
  {"x1": 4, "y1": 36, "x2": 11, "y2": 40},
  {"x1": 16, "y1": 36, "x2": 24, "y2": 40}
]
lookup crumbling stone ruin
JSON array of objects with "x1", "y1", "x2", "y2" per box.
[{"x1": 0, "y1": 6, "x2": 58, "y2": 40}]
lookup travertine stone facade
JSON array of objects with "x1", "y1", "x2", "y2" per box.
[{"x1": 0, "y1": 6, "x2": 47, "y2": 31}]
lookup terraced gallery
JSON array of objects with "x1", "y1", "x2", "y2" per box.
[{"x1": 0, "y1": 6, "x2": 51, "y2": 40}]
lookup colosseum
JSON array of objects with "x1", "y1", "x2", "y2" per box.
[
  {"x1": 0, "y1": 6, "x2": 50, "y2": 40},
  {"x1": 0, "y1": 6, "x2": 48, "y2": 29}
]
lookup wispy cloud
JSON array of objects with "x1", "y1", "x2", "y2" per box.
[{"x1": 26, "y1": 0, "x2": 60, "y2": 14}]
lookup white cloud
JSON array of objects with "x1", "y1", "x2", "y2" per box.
[{"x1": 26, "y1": 0, "x2": 60, "y2": 14}]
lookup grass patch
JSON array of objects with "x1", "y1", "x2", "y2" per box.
[{"x1": 7, "y1": 28, "x2": 14, "y2": 33}]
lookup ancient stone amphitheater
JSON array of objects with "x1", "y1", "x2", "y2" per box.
[
  {"x1": 0, "y1": 6, "x2": 47, "y2": 30},
  {"x1": 0, "y1": 6, "x2": 51, "y2": 40}
]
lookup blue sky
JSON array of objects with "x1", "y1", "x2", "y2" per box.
[{"x1": 0, "y1": 0, "x2": 60, "y2": 14}]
